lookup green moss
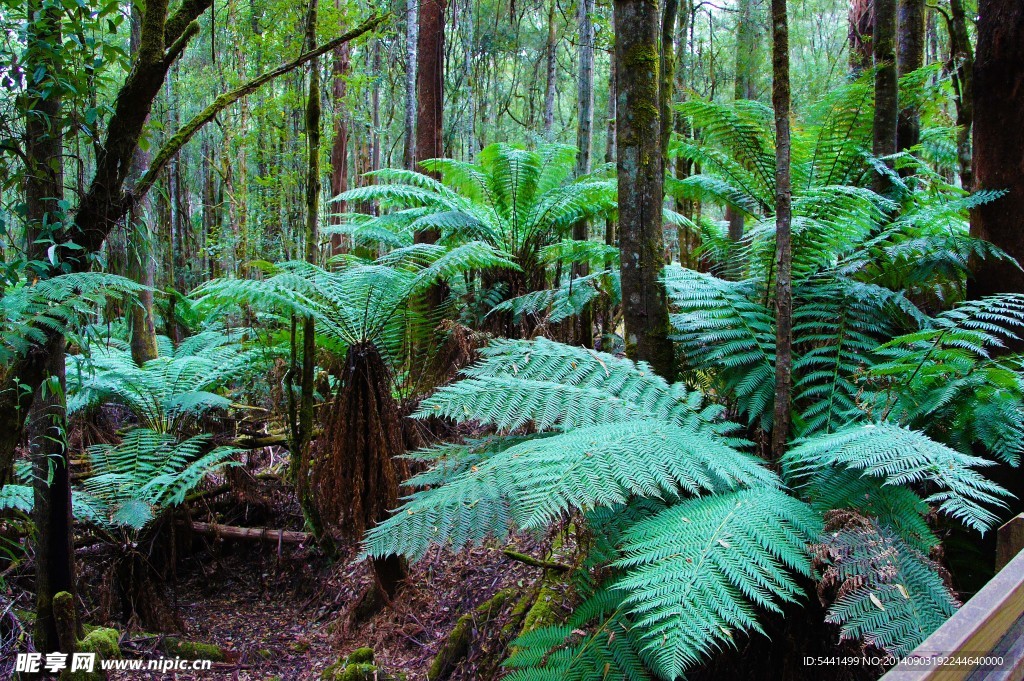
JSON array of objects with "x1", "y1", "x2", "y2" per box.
[
  {"x1": 321, "y1": 661, "x2": 406, "y2": 681},
  {"x1": 346, "y1": 647, "x2": 374, "y2": 665},
  {"x1": 162, "y1": 637, "x2": 226, "y2": 662},
  {"x1": 78, "y1": 627, "x2": 121, "y2": 658},
  {"x1": 520, "y1": 582, "x2": 562, "y2": 634},
  {"x1": 68, "y1": 627, "x2": 121, "y2": 681},
  {"x1": 428, "y1": 589, "x2": 515, "y2": 681}
]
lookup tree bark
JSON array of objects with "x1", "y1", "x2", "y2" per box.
[
  {"x1": 573, "y1": 0, "x2": 596, "y2": 348},
  {"x1": 614, "y1": 0, "x2": 675, "y2": 379},
  {"x1": 726, "y1": 0, "x2": 762, "y2": 246},
  {"x1": 849, "y1": 0, "x2": 874, "y2": 75},
  {"x1": 543, "y1": 0, "x2": 558, "y2": 140},
  {"x1": 968, "y1": 0, "x2": 1024, "y2": 298},
  {"x1": 414, "y1": 0, "x2": 446, "y2": 313},
  {"x1": 872, "y1": 0, "x2": 898, "y2": 192},
  {"x1": 22, "y1": 0, "x2": 78, "y2": 655},
  {"x1": 329, "y1": 0, "x2": 351, "y2": 256},
  {"x1": 948, "y1": 0, "x2": 975, "y2": 189},
  {"x1": 404, "y1": 0, "x2": 418, "y2": 169},
  {"x1": 128, "y1": 5, "x2": 159, "y2": 365},
  {"x1": 769, "y1": 0, "x2": 793, "y2": 458},
  {"x1": 895, "y1": 0, "x2": 924, "y2": 153}
]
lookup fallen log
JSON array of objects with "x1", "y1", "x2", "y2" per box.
[{"x1": 187, "y1": 521, "x2": 311, "y2": 545}]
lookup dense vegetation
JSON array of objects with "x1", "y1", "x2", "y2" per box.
[{"x1": 2, "y1": 0, "x2": 1023, "y2": 678}]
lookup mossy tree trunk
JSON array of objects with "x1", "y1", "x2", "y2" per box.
[
  {"x1": 613, "y1": 0, "x2": 675, "y2": 380},
  {"x1": 872, "y1": 0, "x2": 898, "y2": 193},
  {"x1": 769, "y1": 0, "x2": 793, "y2": 460}
]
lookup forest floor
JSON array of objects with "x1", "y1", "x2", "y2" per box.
[{"x1": 3, "y1": 466, "x2": 557, "y2": 681}]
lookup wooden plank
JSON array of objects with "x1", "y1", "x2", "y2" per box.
[
  {"x1": 998, "y1": 515, "x2": 1024, "y2": 572},
  {"x1": 882, "y1": 519, "x2": 1024, "y2": 681}
]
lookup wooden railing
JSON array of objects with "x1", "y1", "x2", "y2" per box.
[{"x1": 881, "y1": 514, "x2": 1024, "y2": 680}]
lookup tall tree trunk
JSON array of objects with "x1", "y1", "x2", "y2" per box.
[
  {"x1": 896, "y1": 0, "x2": 924, "y2": 153},
  {"x1": 416, "y1": 0, "x2": 445, "y2": 171},
  {"x1": 403, "y1": 0, "x2": 418, "y2": 169},
  {"x1": 23, "y1": 0, "x2": 77, "y2": 654},
  {"x1": 573, "y1": 0, "x2": 596, "y2": 348},
  {"x1": 128, "y1": 4, "x2": 158, "y2": 365},
  {"x1": 543, "y1": 0, "x2": 558, "y2": 140},
  {"x1": 614, "y1": 0, "x2": 674, "y2": 379},
  {"x1": 415, "y1": 0, "x2": 446, "y2": 312},
  {"x1": 726, "y1": 0, "x2": 761, "y2": 246},
  {"x1": 329, "y1": 0, "x2": 351, "y2": 256},
  {"x1": 968, "y1": 0, "x2": 1024, "y2": 298},
  {"x1": 297, "y1": 0, "x2": 333, "y2": 554},
  {"x1": 872, "y1": 0, "x2": 898, "y2": 192},
  {"x1": 660, "y1": 0, "x2": 679, "y2": 154},
  {"x1": 948, "y1": 0, "x2": 974, "y2": 189},
  {"x1": 770, "y1": 0, "x2": 793, "y2": 459}
]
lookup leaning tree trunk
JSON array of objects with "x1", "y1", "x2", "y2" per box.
[
  {"x1": 895, "y1": 0, "x2": 924, "y2": 154},
  {"x1": 769, "y1": 0, "x2": 793, "y2": 459},
  {"x1": 872, "y1": 0, "x2": 898, "y2": 193},
  {"x1": 613, "y1": 0, "x2": 675, "y2": 380},
  {"x1": 968, "y1": 0, "x2": 1024, "y2": 299}
]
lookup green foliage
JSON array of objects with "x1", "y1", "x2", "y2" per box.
[
  {"x1": 365, "y1": 339, "x2": 819, "y2": 678},
  {"x1": 616, "y1": 490, "x2": 820, "y2": 677},
  {"x1": 0, "y1": 272, "x2": 143, "y2": 365},
  {"x1": 79, "y1": 428, "x2": 240, "y2": 530},
  {"x1": 68, "y1": 331, "x2": 267, "y2": 433},
  {"x1": 783, "y1": 423, "x2": 1010, "y2": 534},
  {"x1": 817, "y1": 518, "x2": 959, "y2": 657}
]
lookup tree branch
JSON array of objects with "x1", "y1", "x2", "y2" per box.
[{"x1": 133, "y1": 13, "x2": 388, "y2": 200}]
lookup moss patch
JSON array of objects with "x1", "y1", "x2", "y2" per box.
[{"x1": 162, "y1": 637, "x2": 226, "y2": 662}]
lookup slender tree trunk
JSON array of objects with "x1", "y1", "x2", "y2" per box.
[
  {"x1": 329, "y1": 0, "x2": 351, "y2": 256},
  {"x1": 614, "y1": 0, "x2": 674, "y2": 379},
  {"x1": 128, "y1": 5, "x2": 158, "y2": 365},
  {"x1": 872, "y1": 0, "x2": 898, "y2": 192},
  {"x1": 896, "y1": 0, "x2": 924, "y2": 153},
  {"x1": 415, "y1": 0, "x2": 446, "y2": 313},
  {"x1": 726, "y1": 0, "x2": 761, "y2": 246},
  {"x1": 573, "y1": 0, "x2": 596, "y2": 347},
  {"x1": 416, "y1": 0, "x2": 445, "y2": 171},
  {"x1": 948, "y1": 0, "x2": 974, "y2": 189},
  {"x1": 297, "y1": 0, "x2": 333, "y2": 554},
  {"x1": 770, "y1": 0, "x2": 793, "y2": 458},
  {"x1": 23, "y1": 0, "x2": 77, "y2": 654},
  {"x1": 660, "y1": 0, "x2": 679, "y2": 155},
  {"x1": 968, "y1": 0, "x2": 1024, "y2": 298},
  {"x1": 404, "y1": 0, "x2": 418, "y2": 169},
  {"x1": 543, "y1": 0, "x2": 558, "y2": 140}
]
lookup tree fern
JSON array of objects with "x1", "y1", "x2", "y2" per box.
[
  {"x1": 615, "y1": 489, "x2": 820, "y2": 678},
  {"x1": 80, "y1": 428, "x2": 240, "y2": 530},
  {"x1": 783, "y1": 423, "x2": 1011, "y2": 533},
  {"x1": 817, "y1": 517, "x2": 958, "y2": 658}
]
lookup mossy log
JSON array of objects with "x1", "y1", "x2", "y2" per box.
[{"x1": 426, "y1": 588, "x2": 517, "y2": 681}]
